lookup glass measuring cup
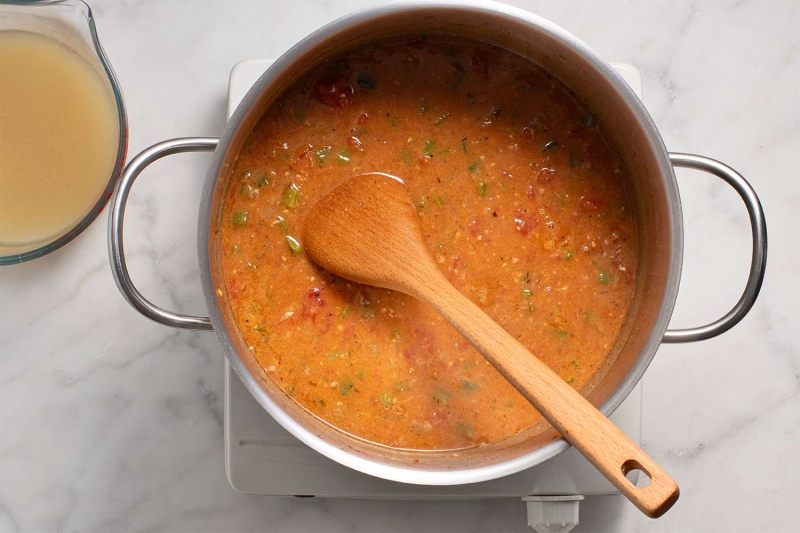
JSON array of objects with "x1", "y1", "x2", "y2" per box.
[{"x1": 0, "y1": 0, "x2": 127, "y2": 265}]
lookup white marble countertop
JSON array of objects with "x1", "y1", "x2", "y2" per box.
[{"x1": 1, "y1": 0, "x2": 798, "y2": 531}]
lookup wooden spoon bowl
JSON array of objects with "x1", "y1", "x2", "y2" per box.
[{"x1": 303, "y1": 172, "x2": 679, "y2": 518}]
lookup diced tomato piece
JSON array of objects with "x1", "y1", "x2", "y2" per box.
[
  {"x1": 314, "y1": 76, "x2": 355, "y2": 107},
  {"x1": 514, "y1": 208, "x2": 538, "y2": 235}
]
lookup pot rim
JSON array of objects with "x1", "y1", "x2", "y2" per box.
[{"x1": 197, "y1": 0, "x2": 683, "y2": 485}]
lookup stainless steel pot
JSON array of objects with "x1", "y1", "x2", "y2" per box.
[{"x1": 108, "y1": 0, "x2": 767, "y2": 485}]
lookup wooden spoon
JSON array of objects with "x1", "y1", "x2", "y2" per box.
[{"x1": 302, "y1": 172, "x2": 679, "y2": 518}]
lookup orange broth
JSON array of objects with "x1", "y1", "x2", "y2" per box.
[{"x1": 218, "y1": 36, "x2": 637, "y2": 450}]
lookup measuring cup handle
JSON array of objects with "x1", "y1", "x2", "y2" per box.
[
  {"x1": 663, "y1": 153, "x2": 767, "y2": 343},
  {"x1": 108, "y1": 138, "x2": 219, "y2": 331}
]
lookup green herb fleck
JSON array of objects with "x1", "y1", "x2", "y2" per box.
[
  {"x1": 554, "y1": 329, "x2": 569, "y2": 340},
  {"x1": 423, "y1": 139, "x2": 436, "y2": 158},
  {"x1": 478, "y1": 182, "x2": 487, "y2": 197},
  {"x1": 569, "y1": 153, "x2": 578, "y2": 168},
  {"x1": 356, "y1": 74, "x2": 374, "y2": 90},
  {"x1": 239, "y1": 184, "x2": 254, "y2": 198},
  {"x1": 527, "y1": 302, "x2": 535, "y2": 313},
  {"x1": 379, "y1": 392, "x2": 391, "y2": 408},
  {"x1": 599, "y1": 271, "x2": 611, "y2": 285},
  {"x1": 542, "y1": 140, "x2": 561, "y2": 153},
  {"x1": 583, "y1": 311, "x2": 595, "y2": 321},
  {"x1": 254, "y1": 325, "x2": 267, "y2": 333},
  {"x1": 232, "y1": 210, "x2": 248, "y2": 226},
  {"x1": 522, "y1": 289, "x2": 533, "y2": 299},
  {"x1": 570, "y1": 359, "x2": 580, "y2": 368},
  {"x1": 356, "y1": 369, "x2": 365, "y2": 380},
  {"x1": 394, "y1": 380, "x2": 410, "y2": 393},
  {"x1": 230, "y1": 245, "x2": 241, "y2": 254},
  {"x1": 416, "y1": 197, "x2": 427, "y2": 209},
  {"x1": 285, "y1": 235, "x2": 302, "y2": 255},
  {"x1": 468, "y1": 161, "x2": 479, "y2": 174},
  {"x1": 282, "y1": 183, "x2": 299, "y2": 208},
  {"x1": 563, "y1": 249, "x2": 574, "y2": 259},
  {"x1": 340, "y1": 304, "x2": 350, "y2": 319},
  {"x1": 434, "y1": 195, "x2": 445, "y2": 206},
  {"x1": 336, "y1": 151, "x2": 351, "y2": 164},
  {"x1": 390, "y1": 328, "x2": 401, "y2": 343},
  {"x1": 339, "y1": 379, "x2": 354, "y2": 396},
  {"x1": 462, "y1": 380, "x2": 479, "y2": 391},
  {"x1": 400, "y1": 146, "x2": 413, "y2": 166}
]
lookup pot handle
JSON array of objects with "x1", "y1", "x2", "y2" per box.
[
  {"x1": 108, "y1": 138, "x2": 219, "y2": 331},
  {"x1": 663, "y1": 153, "x2": 767, "y2": 343}
]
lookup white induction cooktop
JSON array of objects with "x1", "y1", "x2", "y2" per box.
[{"x1": 224, "y1": 58, "x2": 646, "y2": 531}]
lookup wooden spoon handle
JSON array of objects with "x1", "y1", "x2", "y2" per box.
[{"x1": 417, "y1": 273, "x2": 679, "y2": 518}]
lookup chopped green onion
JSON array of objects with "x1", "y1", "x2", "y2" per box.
[
  {"x1": 570, "y1": 359, "x2": 580, "y2": 368},
  {"x1": 339, "y1": 379, "x2": 354, "y2": 396},
  {"x1": 254, "y1": 325, "x2": 267, "y2": 333},
  {"x1": 232, "y1": 210, "x2": 248, "y2": 226},
  {"x1": 599, "y1": 271, "x2": 610, "y2": 285},
  {"x1": 478, "y1": 182, "x2": 487, "y2": 197},
  {"x1": 522, "y1": 289, "x2": 533, "y2": 299},
  {"x1": 314, "y1": 146, "x2": 331, "y2": 165},
  {"x1": 390, "y1": 328, "x2": 401, "y2": 343},
  {"x1": 336, "y1": 151, "x2": 351, "y2": 164},
  {"x1": 433, "y1": 387, "x2": 451, "y2": 404},
  {"x1": 457, "y1": 422, "x2": 474, "y2": 440},
  {"x1": 356, "y1": 369, "x2": 365, "y2": 380},
  {"x1": 340, "y1": 304, "x2": 350, "y2": 318},
  {"x1": 542, "y1": 140, "x2": 561, "y2": 153},
  {"x1": 256, "y1": 173, "x2": 271, "y2": 187},
  {"x1": 230, "y1": 245, "x2": 241, "y2": 254},
  {"x1": 462, "y1": 380, "x2": 479, "y2": 391},
  {"x1": 379, "y1": 392, "x2": 391, "y2": 407},
  {"x1": 563, "y1": 249, "x2": 574, "y2": 259},
  {"x1": 285, "y1": 235, "x2": 302, "y2": 255},
  {"x1": 434, "y1": 195, "x2": 445, "y2": 206},
  {"x1": 282, "y1": 183, "x2": 299, "y2": 208},
  {"x1": 416, "y1": 197, "x2": 427, "y2": 209},
  {"x1": 527, "y1": 302, "x2": 534, "y2": 313},
  {"x1": 274, "y1": 215, "x2": 288, "y2": 234},
  {"x1": 554, "y1": 329, "x2": 569, "y2": 340},
  {"x1": 390, "y1": 118, "x2": 398, "y2": 127},
  {"x1": 468, "y1": 161, "x2": 479, "y2": 173},
  {"x1": 239, "y1": 184, "x2": 254, "y2": 198},
  {"x1": 583, "y1": 311, "x2": 594, "y2": 321}
]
